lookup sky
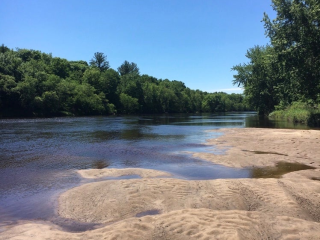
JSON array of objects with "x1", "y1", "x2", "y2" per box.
[{"x1": 1, "y1": 0, "x2": 276, "y2": 93}]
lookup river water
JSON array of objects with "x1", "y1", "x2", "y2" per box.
[{"x1": 0, "y1": 112, "x2": 314, "y2": 229}]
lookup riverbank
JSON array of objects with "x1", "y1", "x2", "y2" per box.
[{"x1": 1, "y1": 128, "x2": 320, "y2": 239}]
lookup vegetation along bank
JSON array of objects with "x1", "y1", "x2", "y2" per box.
[
  {"x1": 232, "y1": 0, "x2": 320, "y2": 126},
  {"x1": 0, "y1": 46, "x2": 250, "y2": 118}
]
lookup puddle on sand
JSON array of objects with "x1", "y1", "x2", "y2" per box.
[
  {"x1": 311, "y1": 177, "x2": 320, "y2": 181},
  {"x1": 242, "y1": 150, "x2": 288, "y2": 156},
  {"x1": 135, "y1": 210, "x2": 160, "y2": 218},
  {"x1": 50, "y1": 217, "x2": 104, "y2": 233},
  {"x1": 250, "y1": 162, "x2": 315, "y2": 178}
]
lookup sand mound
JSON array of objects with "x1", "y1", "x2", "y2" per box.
[
  {"x1": 193, "y1": 128, "x2": 320, "y2": 168},
  {"x1": 58, "y1": 177, "x2": 318, "y2": 224},
  {"x1": 78, "y1": 168, "x2": 171, "y2": 179},
  {"x1": 2, "y1": 209, "x2": 320, "y2": 240}
]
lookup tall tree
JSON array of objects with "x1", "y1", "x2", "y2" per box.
[
  {"x1": 232, "y1": 45, "x2": 278, "y2": 115},
  {"x1": 117, "y1": 60, "x2": 139, "y2": 76},
  {"x1": 233, "y1": 0, "x2": 320, "y2": 114},
  {"x1": 0, "y1": 44, "x2": 9, "y2": 53},
  {"x1": 263, "y1": 0, "x2": 320, "y2": 103},
  {"x1": 90, "y1": 52, "x2": 109, "y2": 71}
]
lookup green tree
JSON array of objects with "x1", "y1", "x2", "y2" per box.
[
  {"x1": 202, "y1": 94, "x2": 224, "y2": 112},
  {"x1": 0, "y1": 73, "x2": 19, "y2": 114},
  {"x1": 72, "y1": 83, "x2": 105, "y2": 115},
  {"x1": 263, "y1": 0, "x2": 320, "y2": 103},
  {"x1": 90, "y1": 52, "x2": 109, "y2": 71},
  {"x1": 232, "y1": 45, "x2": 278, "y2": 115},
  {"x1": 99, "y1": 69, "x2": 120, "y2": 106},
  {"x1": 119, "y1": 93, "x2": 139, "y2": 114},
  {"x1": 0, "y1": 44, "x2": 9, "y2": 54},
  {"x1": 50, "y1": 57, "x2": 70, "y2": 78},
  {"x1": 117, "y1": 61, "x2": 139, "y2": 76}
]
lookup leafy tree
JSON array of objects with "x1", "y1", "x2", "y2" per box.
[
  {"x1": 119, "y1": 93, "x2": 139, "y2": 114},
  {"x1": 50, "y1": 57, "x2": 70, "y2": 79},
  {"x1": 0, "y1": 51, "x2": 22, "y2": 80},
  {"x1": 232, "y1": 45, "x2": 278, "y2": 115},
  {"x1": 16, "y1": 48, "x2": 41, "y2": 62},
  {"x1": 90, "y1": 52, "x2": 109, "y2": 71},
  {"x1": 82, "y1": 68, "x2": 101, "y2": 89},
  {"x1": 34, "y1": 91, "x2": 60, "y2": 115},
  {"x1": 99, "y1": 69, "x2": 120, "y2": 106},
  {"x1": 72, "y1": 83, "x2": 105, "y2": 115},
  {"x1": 0, "y1": 73, "x2": 19, "y2": 112},
  {"x1": 142, "y1": 82, "x2": 162, "y2": 113},
  {"x1": 117, "y1": 73, "x2": 144, "y2": 108},
  {"x1": 69, "y1": 60, "x2": 88, "y2": 82},
  {"x1": 157, "y1": 84, "x2": 178, "y2": 113},
  {"x1": 263, "y1": 0, "x2": 320, "y2": 103},
  {"x1": 14, "y1": 75, "x2": 38, "y2": 110},
  {"x1": 117, "y1": 61, "x2": 139, "y2": 76},
  {"x1": 233, "y1": 0, "x2": 320, "y2": 115},
  {"x1": 202, "y1": 94, "x2": 222, "y2": 112}
]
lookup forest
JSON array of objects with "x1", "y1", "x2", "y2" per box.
[
  {"x1": 232, "y1": 0, "x2": 320, "y2": 125},
  {"x1": 0, "y1": 46, "x2": 250, "y2": 117}
]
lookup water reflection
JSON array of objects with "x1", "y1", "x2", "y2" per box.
[
  {"x1": 250, "y1": 162, "x2": 315, "y2": 178},
  {"x1": 245, "y1": 114, "x2": 316, "y2": 129}
]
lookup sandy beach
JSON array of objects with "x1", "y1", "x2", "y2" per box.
[{"x1": 1, "y1": 128, "x2": 320, "y2": 239}]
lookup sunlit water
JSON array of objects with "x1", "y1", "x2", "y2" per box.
[{"x1": 0, "y1": 112, "x2": 316, "y2": 230}]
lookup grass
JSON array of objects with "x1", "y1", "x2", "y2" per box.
[{"x1": 269, "y1": 102, "x2": 320, "y2": 127}]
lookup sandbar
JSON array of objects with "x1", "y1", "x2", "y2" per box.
[{"x1": 194, "y1": 128, "x2": 320, "y2": 168}]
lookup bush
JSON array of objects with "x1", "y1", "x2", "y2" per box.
[{"x1": 269, "y1": 102, "x2": 320, "y2": 126}]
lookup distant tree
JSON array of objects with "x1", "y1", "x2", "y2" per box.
[
  {"x1": 117, "y1": 60, "x2": 139, "y2": 76},
  {"x1": 90, "y1": 52, "x2": 109, "y2": 71},
  {"x1": 0, "y1": 44, "x2": 9, "y2": 54}
]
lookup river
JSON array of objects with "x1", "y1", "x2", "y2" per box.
[{"x1": 0, "y1": 112, "x2": 313, "y2": 229}]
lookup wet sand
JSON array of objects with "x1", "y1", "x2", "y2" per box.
[
  {"x1": 1, "y1": 128, "x2": 320, "y2": 239},
  {"x1": 78, "y1": 168, "x2": 171, "y2": 179}
]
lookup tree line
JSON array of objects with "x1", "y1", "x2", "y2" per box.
[
  {"x1": 0, "y1": 46, "x2": 250, "y2": 117},
  {"x1": 232, "y1": 0, "x2": 320, "y2": 117}
]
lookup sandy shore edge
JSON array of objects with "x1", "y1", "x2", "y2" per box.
[{"x1": 78, "y1": 168, "x2": 171, "y2": 179}]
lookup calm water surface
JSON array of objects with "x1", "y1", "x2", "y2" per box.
[{"x1": 0, "y1": 112, "x2": 315, "y2": 229}]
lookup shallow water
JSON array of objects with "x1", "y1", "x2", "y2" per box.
[
  {"x1": 0, "y1": 112, "x2": 317, "y2": 230},
  {"x1": 135, "y1": 209, "x2": 161, "y2": 218},
  {"x1": 250, "y1": 162, "x2": 315, "y2": 178}
]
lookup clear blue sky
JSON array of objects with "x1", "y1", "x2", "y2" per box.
[{"x1": 1, "y1": 0, "x2": 276, "y2": 93}]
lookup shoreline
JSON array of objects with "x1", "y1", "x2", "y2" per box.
[{"x1": 1, "y1": 128, "x2": 320, "y2": 239}]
